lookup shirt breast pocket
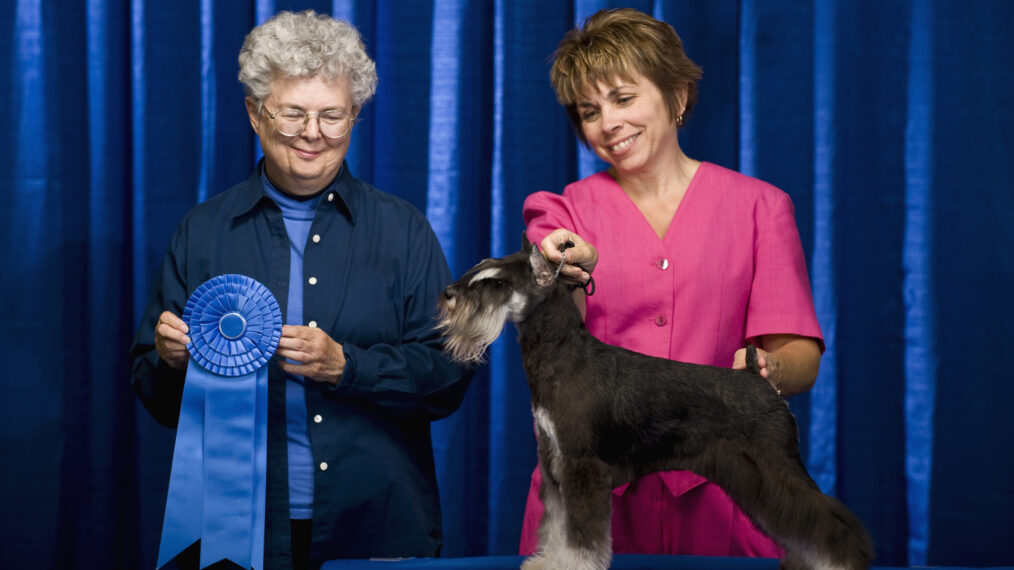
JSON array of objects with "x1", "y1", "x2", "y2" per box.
[{"x1": 333, "y1": 267, "x2": 403, "y2": 346}]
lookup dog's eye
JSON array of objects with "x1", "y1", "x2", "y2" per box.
[{"x1": 495, "y1": 279, "x2": 505, "y2": 287}]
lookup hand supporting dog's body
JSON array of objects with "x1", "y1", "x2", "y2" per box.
[{"x1": 437, "y1": 239, "x2": 873, "y2": 570}]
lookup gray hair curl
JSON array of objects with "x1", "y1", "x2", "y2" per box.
[{"x1": 238, "y1": 10, "x2": 378, "y2": 109}]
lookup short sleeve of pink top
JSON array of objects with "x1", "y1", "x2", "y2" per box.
[{"x1": 518, "y1": 162, "x2": 823, "y2": 557}]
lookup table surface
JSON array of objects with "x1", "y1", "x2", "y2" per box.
[
  {"x1": 323, "y1": 554, "x2": 775, "y2": 569},
  {"x1": 321, "y1": 554, "x2": 1014, "y2": 570}
]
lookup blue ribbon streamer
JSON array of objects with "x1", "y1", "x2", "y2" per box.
[{"x1": 158, "y1": 275, "x2": 281, "y2": 570}]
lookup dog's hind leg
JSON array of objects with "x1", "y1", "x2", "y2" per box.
[
  {"x1": 762, "y1": 457, "x2": 872, "y2": 570},
  {"x1": 704, "y1": 443, "x2": 873, "y2": 570},
  {"x1": 773, "y1": 488, "x2": 874, "y2": 570}
]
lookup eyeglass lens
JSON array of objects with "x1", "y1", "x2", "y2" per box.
[{"x1": 272, "y1": 109, "x2": 352, "y2": 139}]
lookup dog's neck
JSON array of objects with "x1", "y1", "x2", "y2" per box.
[
  {"x1": 515, "y1": 282, "x2": 590, "y2": 395},
  {"x1": 519, "y1": 280, "x2": 585, "y2": 330}
]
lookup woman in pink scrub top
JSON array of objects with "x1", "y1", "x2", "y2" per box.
[{"x1": 519, "y1": 8, "x2": 825, "y2": 559}]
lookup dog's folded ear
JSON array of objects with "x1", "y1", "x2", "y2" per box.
[
  {"x1": 529, "y1": 243, "x2": 556, "y2": 287},
  {"x1": 521, "y1": 231, "x2": 556, "y2": 288}
]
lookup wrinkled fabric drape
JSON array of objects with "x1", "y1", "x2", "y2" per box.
[{"x1": 2, "y1": 1, "x2": 1013, "y2": 568}]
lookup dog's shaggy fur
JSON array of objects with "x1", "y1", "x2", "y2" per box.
[{"x1": 436, "y1": 238, "x2": 874, "y2": 570}]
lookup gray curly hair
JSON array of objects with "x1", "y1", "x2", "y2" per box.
[{"x1": 238, "y1": 10, "x2": 378, "y2": 109}]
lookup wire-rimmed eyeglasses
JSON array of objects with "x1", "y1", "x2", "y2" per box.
[{"x1": 262, "y1": 106, "x2": 356, "y2": 139}]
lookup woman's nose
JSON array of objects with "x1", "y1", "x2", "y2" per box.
[
  {"x1": 302, "y1": 114, "x2": 322, "y2": 139},
  {"x1": 600, "y1": 107, "x2": 622, "y2": 132}
]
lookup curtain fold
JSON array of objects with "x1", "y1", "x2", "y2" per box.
[
  {"x1": 6, "y1": 3, "x2": 61, "y2": 568},
  {"x1": 903, "y1": 1, "x2": 935, "y2": 565},
  {"x1": 2, "y1": 1, "x2": 1013, "y2": 568},
  {"x1": 426, "y1": 0, "x2": 496, "y2": 555}
]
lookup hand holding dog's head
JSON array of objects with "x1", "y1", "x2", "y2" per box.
[{"x1": 436, "y1": 235, "x2": 559, "y2": 365}]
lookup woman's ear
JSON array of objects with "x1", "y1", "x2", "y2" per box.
[
  {"x1": 667, "y1": 85, "x2": 689, "y2": 127},
  {"x1": 348, "y1": 105, "x2": 361, "y2": 134},
  {"x1": 245, "y1": 97, "x2": 262, "y2": 135},
  {"x1": 675, "y1": 86, "x2": 688, "y2": 118}
]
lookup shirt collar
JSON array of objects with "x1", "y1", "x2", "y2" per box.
[{"x1": 228, "y1": 158, "x2": 355, "y2": 223}]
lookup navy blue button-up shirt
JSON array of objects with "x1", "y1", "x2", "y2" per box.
[{"x1": 130, "y1": 162, "x2": 473, "y2": 567}]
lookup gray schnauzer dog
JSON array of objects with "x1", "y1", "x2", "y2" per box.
[{"x1": 436, "y1": 237, "x2": 873, "y2": 570}]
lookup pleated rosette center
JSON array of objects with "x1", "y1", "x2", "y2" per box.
[{"x1": 182, "y1": 274, "x2": 282, "y2": 377}]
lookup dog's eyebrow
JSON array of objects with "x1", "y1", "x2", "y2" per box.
[{"x1": 469, "y1": 267, "x2": 503, "y2": 286}]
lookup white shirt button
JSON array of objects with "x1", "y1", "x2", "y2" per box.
[
  {"x1": 313, "y1": 414, "x2": 323, "y2": 424},
  {"x1": 308, "y1": 276, "x2": 318, "y2": 285},
  {"x1": 657, "y1": 258, "x2": 669, "y2": 270},
  {"x1": 319, "y1": 462, "x2": 328, "y2": 471},
  {"x1": 312, "y1": 234, "x2": 321, "y2": 243},
  {"x1": 308, "y1": 320, "x2": 317, "y2": 328},
  {"x1": 327, "y1": 193, "x2": 334, "y2": 202}
]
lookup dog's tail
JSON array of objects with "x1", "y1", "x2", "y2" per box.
[{"x1": 745, "y1": 344, "x2": 761, "y2": 374}]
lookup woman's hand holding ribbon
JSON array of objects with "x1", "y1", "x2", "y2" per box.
[
  {"x1": 156, "y1": 310, "x2": 191, "y2": 370},
  {"x1": 277, "y1": 325, "x2": 347, "y2": 385}
]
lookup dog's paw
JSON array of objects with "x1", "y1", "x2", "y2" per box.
[
  {"x1": 521, "y1": 551, "x2": 610, "y2": 570},
  {"x1": 520, "y1": 554, "x2": 549, "y2": 570}
]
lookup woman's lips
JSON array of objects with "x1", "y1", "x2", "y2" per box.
[{"x1": 609, "y1": 132, "x2": 639, "y2": 153}]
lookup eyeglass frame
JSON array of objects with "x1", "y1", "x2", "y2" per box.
[{"x1": 260, "y1": 104, "x2": 358, "y2": 139}]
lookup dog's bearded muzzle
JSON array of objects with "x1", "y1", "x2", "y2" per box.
[{"x1": 436, "y1": 284, "x2": 510, "y2": 365}]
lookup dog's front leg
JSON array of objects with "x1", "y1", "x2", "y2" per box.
[
  {"x1": 522, "y1": 459, "x2": 564, "y2": 570},
  {"x1": 524, "y1": 454, "x2": 612, "y2": 570},
  {"x1": 559, "y1": 456, "x2": 612, "y2": 569}
]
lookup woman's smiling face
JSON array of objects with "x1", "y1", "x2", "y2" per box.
[
  {"x1": 578, "y1": 73, "x2": 681, "y2": 177},
  {"x1": 246, "y1": 74, "x2": 357, "y2": 196}
]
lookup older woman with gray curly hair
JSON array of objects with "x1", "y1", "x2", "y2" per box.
[
  {"x1": 239, "y1": 10, "x2": 377, "y2": 197},
  {"x1": 131, "y1": 10, "x2": 472, "y2": 569}
]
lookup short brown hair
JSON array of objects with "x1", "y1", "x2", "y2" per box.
[{"x1": 550, "y1": 8, "x2": 703, "y2": 144}]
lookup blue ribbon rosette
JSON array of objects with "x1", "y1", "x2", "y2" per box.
[{"x1": 157, "y1": 274, "x2": 282, "y2": 570}]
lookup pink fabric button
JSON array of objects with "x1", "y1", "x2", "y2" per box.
[{"x1": 655, "y1": 314, "x2": 667, "y2": 326}]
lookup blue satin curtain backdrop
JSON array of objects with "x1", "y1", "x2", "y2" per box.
[{"x1": 2, "y1": 0, "x2": 1012, "y2": 568}]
